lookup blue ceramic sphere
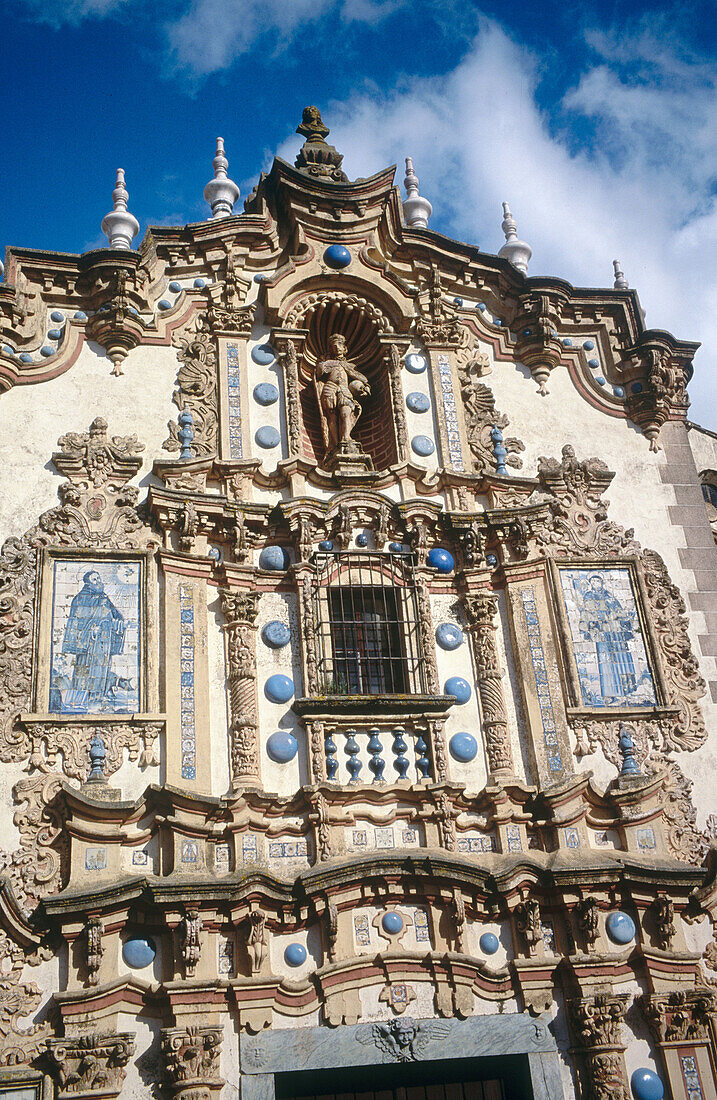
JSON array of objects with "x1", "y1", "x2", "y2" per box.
[
  {"x1": 253, "y1": 382, "x2": 279, "y2": 406},
  {"x1": 404, "y1": 353, "x2": 426, "y2": 374},
  {"x1": 252, "y1": 343, "x2": 276, "y2": 365},
  {"x1": 254, "y1": 273, "x2": 270, "y2": 283},
  {"x1": 436, "y1": 623, "x2": 463, "y2": 650},
  {"x1": 318, "y1": 540, "x2": 334, "y2": 551},
  {"x1": 583, "y1": 339, "x2": 595, "y2": 350},
  {"x1": 445, "y1": 677, "x2": 472, "y2": 704},
  {"x1": 265, "y1": 674, "x2": 295, "y2": 704},
  {"x1": 562, "y1": 337, "x2": 573, "y2": 346},
  {"x1": 477, "y1": 302, "x2": 487, "y2": 312},
  {"x1": 596, "y1": 376, "x2": 606, "y2": 386},
  {"x1": 323, "y1": 244, "x2": 351, "y2": 269},
  {"x1": 406, "y1": 392, "x2": 430, "y2": 413},
  {"x1": 193, "y1": 278, "x2": 206, "y2": 288},
  {"x1": 255, "y1": 425, "x2": 280, "y2": 449},
  {"x1": 486, "y1": 554, "x2": 498, "y2": 567},
  {"x1": 450, "y1": 733, "x2": 478, "y2": 762},
  {"x1": 50, "y1": 311, "x2": 64, "y2": 323},
  {"x1": 427, "y1": 548, "x2": 455, "y2": 573},
  {"x1": 454, "y1": 297, "x2": 463, "y2": 307},
  {"x1": 492, "y1": 317, "x2": 502, "y2": 326},
  {"x1": 356, "y1": 533, "x2": 368, "y2": 547},
  {"x1": 381, "y1": 911, "x2": 404, "y2": 935},
  {"x1": 259, "y1": 546, "x2": 289, "y2": 571},
  {"x1": 48, "y1": 328, "x2": 64, "y2": 340},
  {"x1": 389, "y1": 542, "x2": 404, "y2": 553},
  {"x1": 284, "y1": 943, "x2": 307, "y2": 967},
  {"x1": 122, "y1": 937, "x2": 156, "y2": 969},
  {"x1": 266, "y1": 731, "x2": 298, "y2": 763},
  {"x1": 479, "y1": 932, "x2": 500, "y2": 955},
  {"x1": 613, "y1": 386, "x2": 625, "y2": 397},
  {"x1": 630, "y1": 1069, "x2": 664, "y2": 1100},
  {"x1": 19, "y1": 353, "x2": 33, "y2": 363},
  {"x1": 632, "y1": 382, "x2": 643, "y2": 393},
  {"x1": 158, "y1": 299, "x2": 172, "y2": 311},
  {"x1": 262, "y1": 621, "x2": 291, "y2": 649},
  {"x1": 73, "y1": 311, "x2": 87, "y2": 320},
  {"x1": 606, "y1": 911, "x2": 635, "y2": 945},
  {"x1": 412, "y1": 435, "x2": 435, "y2": 457},
  {"x1": 1, "y1": 345, "x2": 14, "y2": 355},
  {"x1": 168, "y1": 280, "x2": 182, "y2": 292},
  {"x1": 588, "y1": 358, "x2": 600, "y2": 368},
  {"x1": 40, "y1": 346, "x2": 54, "y2": 357}
]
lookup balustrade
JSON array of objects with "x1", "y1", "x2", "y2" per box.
[{"x1": 323, "y1": 724, "x2": 433, "y2": 784}]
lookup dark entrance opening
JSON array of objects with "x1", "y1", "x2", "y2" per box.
[{"x1": 276, "y1": 1054, "x2": 533, "y2": 1100}]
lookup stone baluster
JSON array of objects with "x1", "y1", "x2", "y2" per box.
[
  {"x1": 415, "y1": 729, "x2": 431, "y2": 779},
  {"x1": 568, "y1": 992, "x2": 630, "y2": 1100},
  {"x1": 345, "y1": 730, "x2": 362, "y2": 781},
  {"x1": 367, "y1": 728, "x2": 385, "y2": 782},
  {"x1": 392, "y1": 727, "x2": 409, "y2": 779},
  {"x1": 463, "y1": 591, "x2": 515, "y2": 782},
  {"x1": 324, "y1": 727, "x2": 339, "y2": 780},
  {"x1": 219, "y1": 588, "x2": 261, "y2": 786}
]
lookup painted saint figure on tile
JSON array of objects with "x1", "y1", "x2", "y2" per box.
[
  {"x1": 50, "y1": 560, "x2": 140, "y2": 714},
  {"x1": 559, "y1": 567, "x2": 656, "y2": 708}
]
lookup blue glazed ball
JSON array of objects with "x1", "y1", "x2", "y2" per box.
[
  {"x1": 450, "y1": 733, "x2": 478, "y2": 762},
  {"x1": 630, "y1": 1069, "x2": 664, "y2": 1100},
  {"x1": 48, "y1": 328, "x2": 64, "y2": 340},
  {"x1": 562, "y1": 337, "x2": 573, "y2": 346},
  {"x1": 262, "y1": 621, "x2": 291, "y2": 649},
  {"x1": 264, "y1": 674, "x2": 295, "y2": 704},
  {"x1": 253, "y1": 382, "x2": 279, "y2": 406},
  {"x1": 445, "y1": 677, "x2": 472, "y2": 704},
  {"x1": 404, "y1": 353, "x2": 426, "y2": 374},
  {"x1": 19, "y1": 353, "x2": 33, "y2": 363},
  {"x1": 477, "y1": 302, "x2": 487, "y2": 312},
  {"x1": 381, "y1": 911, "x2": 404, "y2": 935},
  {"x1": 123, "y1": 937, "x2": 156, "y2": 969},
  {"x1": 596, "y1": 376, "x2": 606, "y2": 386},
  {"x1": 252, "y1": 343, "x2": 276, "y2": 365},
  {"x1": 323, "y1": 244, "x2": 351, "y2": 268},
  {"x1": 50, "y1": 311, "x2": 65, "y2": 323},
  {"x1": 436, "y1": 623, "x2": 463, "y2": 650},
  {"x1": 168, "y1": 280, "x2": 182, "y2": 292},
  {"x1": 583, "y1": 339, "x2": 595, "y2": 350},
  {"x1": 454, "y1": 297, "x2": 463, "y2": 307},
  {"x1": 427, "y1": 548, "x2": 455, "y2": 573},
  {"x1": 479, "y1": 932, "x2": 500, "y2": 955},
  {"x1": 158, "y1": 299, "x2": 172, "y2": 311},
  {"x1": 406, "y1": 392, "x2": 430, "y2": 413},
  {"x1": 284, "y1": 943, "x2": 307, "y2": 967},
  {"x1": 193, "y1": 278, "x2": 206, "y2": 288},
  {"x1": 613, "y1": 386, "x2": 625, "y2": 397},
  {"x1": 40, "y1": 346, "x2": 55, "y2": 357},
  {"x1": 255, "y1": 425, "x2": 280, "y2": 449},
  {"x1": 73, "y1": 311, "x2": 87, "y2": 320},
  {"x1": 588, "y1": 358, "x2": 600, "y2": 368},
  {"x1": 318, "y1": 540, "x2": 334, "y2": 551},
  {"x1": 606, "y1": 911, "x2": 636, "y2": 945},
  {"x1": 259, "y1": 546, "x2": 289, "y2": 571},
  {"x1": 266, "y1": 731, "x2": 298, "y2": 763},
  {"x1": 389, "y1": 542, "x2": 404, "y2": 553},
  {"x1": 632, "y1": 382, "x2": 643, "y2": 393},
  {"x1": 356, "y1": 533, "x2": 368, "y2": 547},
  {"x1": 411, "y1": 435, "x2": 435, "y2": 456},
  {"x1": 1, "y1": 345, "x2": 14, "y2": 355}
]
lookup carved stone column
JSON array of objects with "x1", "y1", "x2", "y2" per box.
[
  {"x1": 161, "y1": 1025, "x2": 224, "y2": 1100},
  {"x1": 463, "y1": 592, "x2": 514, "y2": 781},
  {"x1": 219, "y1": 588, "x2": 260, "y2": 786},
  {"x1": 568, "y1": 992, "x2": 630, "y2": 1100},
  {"x1": 415, "y1": 576, "x2": 440, "y2": 695},
  {"x1": 385, "y1": 343, "x2": 409, "y2": 462},
  {"x1": 47, "y1": 1032, "x2": 135, "y2": 1099},
  {"x1": 297, "y1": 569, "x2": 320, "y2": 696},
  {"x1": 276, "y1": 334, "x2": 304, "y2": 459},
  {"x1": 641, "y1": 990, "x2": 717, "y2": 1099}
]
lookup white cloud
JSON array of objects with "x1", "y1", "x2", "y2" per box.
[
  {"x1": 165, "y1": 0, "x2": 406, "y2": 77},
  {"x1": 273, "y1": 19, "x2": 717, "y2": 424},
  {"x1": 17, "y1": 0, "x2": 131, "y2": 24}
]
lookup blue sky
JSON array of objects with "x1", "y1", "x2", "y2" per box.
[{"x1": 3, "y1": 0, "x2": 716, "y2": 423}]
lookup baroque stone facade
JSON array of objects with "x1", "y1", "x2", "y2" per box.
[{"x1": 0, "y1": 107, "x2": 717, "y2": 1099}]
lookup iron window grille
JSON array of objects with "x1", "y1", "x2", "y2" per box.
[{"x1": 312, "y1": 549, "x2": 428, "y2": 696}]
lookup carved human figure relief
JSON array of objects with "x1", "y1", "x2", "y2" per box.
[{"x1": 314, "y1": 333, "x2": 371, "y2": 460}]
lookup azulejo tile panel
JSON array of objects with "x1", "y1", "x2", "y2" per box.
[
  {"x1": 437, "y1": 355, "x2": 464, "y2": 471},
  {"x1": 680, "y1": 1053, "x2": 705, "y2": 1099},
  {"x1": 50, "y1": 559, "x2": 140, "y2": 714},
  {"x1": 521, "y1": 588, "x2": 563, "y2": 772},
  {"x1": 227, "y1": 343, "x2": 243, "y2": 459},
  {"x1": 179, "y1": 583, "x2": 196, "y2": 780},
  {"x1": 559, "y1": 566, "x2": 656, "y2": 708}
]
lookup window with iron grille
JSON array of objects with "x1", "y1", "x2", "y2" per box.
[{"x1": 312, "y1": 549, "x2": 428, "y2": 696}]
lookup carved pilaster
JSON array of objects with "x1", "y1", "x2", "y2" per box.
[
  {"x1": 85, "y1": 917, "x2": 103, "y2": 986},
  {"x1": 415, "y1": 577, "x2": 440, "y2": 695},
  {"x1": 308, "y1": 789, "x2": 332, "y2": 861},
  {"x1": 163, "y1": 318, "x2": 218, "y2": 457},
  {"x1": 161, "y1": 1025, "x2": 224, "y2": 1100},
  {"x1": 514, "y1": 899, "x2": 541, "y2": 956},
  {"x1": 568, "y1": 993, "x2": 630, "y2": 1100},
  {"x1": 219, "y1": 588, "x2": 260, "y2": 786},
  {"x1": 463, "y1": 592, "x2": 514, "y2": 781},
  {"x1": 277, "y1": 336, "x2": 303, "y2": 458},
  {"x1": 47, "y1": 1032, "x2": 135, "y2": 1099},
  {"x1": 298, "y1": 571, "x2": 320, "y2": 696},
  {"x1": 387, "y1": 344, "x2": 409, "y2": 462},
  {"x1": 181, "y1": 909, "x2": 202, "y2": 977}
]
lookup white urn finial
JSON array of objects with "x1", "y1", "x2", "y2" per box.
[
  {"x1": 498, "y1": 201, "x2": 532, "y2": 275},
  {"x1": 613, "y1": 259, "x2": 629, "y2": 289},
  {"x1": 204, "y1": 137, "x2": 240, "y2": 219},
  {"x1": 101, "y1": 169, "x2": 140, "y2": 251},
  {"x1": 402, "y1": 157, "x2": 432, "y2": 229}
]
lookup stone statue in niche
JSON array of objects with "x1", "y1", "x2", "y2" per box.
[{"x1": 314, "y1": 333, "x2": 373, "y2": 471}]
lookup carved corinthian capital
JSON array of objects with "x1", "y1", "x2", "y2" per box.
[
  {"x1": 568, "y1": 993, "x2": 630, "y2": 1100},
  {"x1": 219, "y1": 588, "x2": 260, "y2": 785},
  {"x1": 47, "y1": 1032, "x2": 135, "y2": 1099},
  {"x1": 463, "y1": 591, "x2": 514, "y2": 780},
  {"x1": 161, "y1": 1025, "x2": 224, "y2": 1100}
]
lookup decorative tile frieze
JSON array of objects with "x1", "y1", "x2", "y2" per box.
[
  {"x1": 437, "y1": 354, "x2": 464, "y2": 471},
  {"x1": 178, "y1": 583, "x2": 196, "y2": 781},
  {"x1": 226, "y1": 342, "x2": 243, "y2": 459},
  {"x1": 521, "y1": 588, "x2": 563, "y2": 773}
]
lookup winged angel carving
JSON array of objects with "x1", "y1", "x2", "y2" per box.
[{"x1": 356, "y1": 1018, "x2": 451, "y2": 1062}]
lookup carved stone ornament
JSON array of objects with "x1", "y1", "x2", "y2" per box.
[
  {"x1": 462, "y1": 592, "x2": 514, "y2": 779},
  {"x1": 0, "y1": 929, "x2": 54, "y2": 1066},
  {"x1": 0, "y1": 419, "x2": 154, "y2": 912},
  {"x1": 295, "y1": 105, "x2": 349, "y2": 182},
  {"x1": 85, "y1": 917, "x2": 103, "y2": 986},
  {"x1": 626, "y1": 341, "x2": 692, "y2": 451},
  {"x1": 245, "y1": 910, "x2": 267, "y2": 974},
  {"x1": 84, "y1": 265, "x2": 145, "y2": 377},
  {"x1": 161, "y1": 1024, "x2": 224, "y2": 1099},
  {"x1": 181, "y1": 909, "x2": 202, "y2": 977},
  {"x1": 576, "y1": 897, "x2": 600, "y2": 950},
  {"x1": 568, "y1": 993, "x2": 630, "y2": 1100},
  {"x1": 653, "y1": 893, "x2": 676, "y2": 950},
  {"x1": 515, "y1": 899, "x2": 542, "y2": 955},
  {"x1": 379, "y1": 983, "x2": 417, "y2": 1015},
  {"x1": 308, "y1": 789, "x2": 332, "y2": 862},
  {"x1": 356, "y1": 1018, "x2": 451, "y2": 1062},
  {"x1": 163, "y1": 317, "x2": 218, "y2": 457},
  {"x1": 641, "y1": 989, "x2": 717, "y2": 1043},
  {"x1": 314, "y1": 333, "x2": 373, "y2": 472},
  {"x1": 219, "y1": 588, "x2": 260, "y2": 785},
  {"x1": 47, "y1": 1031, "x2": 135, "y2": 1099},
  {"x1": 456, "y1": 357, "x2": 524, "y2": 473},
  {"x1": 512, "y1": 291, "x2": 566, "y2": 396},
  {"x1": 276, "y1": 338, "x2": 302, "y2": 457},
  {"x1": 412, "y1": 267, "x2": 463, "y2": 347}
]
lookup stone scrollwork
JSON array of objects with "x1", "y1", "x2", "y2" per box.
[
  {"x1": 568, "y1": 993, "x2": 630, "y2": 1100},
  {"x1": 462, "y1": 592, "x2": 514, "y2": 780},
  {"x1": 47, "y1": 1031, "x2": 135, "y2": 1098},
  {"x1": 19, "y1": 719, "x2": 162, "y2": 783},
  {"x1": 219, "y1": 588, "x2": 261, "y2": 785},
  {"x1": 515, "y1": 899, "x2": 541, "y2": 956},
  {"x1": 456, "y1": 358, "x2": 524, "y2": 474},
  {"x1": 387, "y1": 344, "x2": 409, "y2": 462},
  {"x1": 161, "y1": 1024, "x2": 224, "y2": 1099},
  {"x1": 0, "y1": 928, "x2": 54, "y2": 1067},
  {"x1": 641, "y1": 989, "x2": 716, "y2": 1043},
  {"x1": 163, "y1": 318, "x2": 218, "y2": 457},
  {"x1": 276, "y1": 337, "x2": 302, "y2": 457}
]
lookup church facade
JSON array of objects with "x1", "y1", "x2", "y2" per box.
[{"x1": 1, "y1": 108, "x2": 717, "y2": 1100}]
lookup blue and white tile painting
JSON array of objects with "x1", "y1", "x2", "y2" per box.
[
  {"x1": 50, "y1": 559, "x2": 140, "y2": 714},
  {"x1": 559, "y1": 567, "x2": 655, "y2": 708}
]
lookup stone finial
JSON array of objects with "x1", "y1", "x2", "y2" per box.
[
  {"x1": 88, "y1": 732, "x2": 106, "y2": 782},
  {"x1": 203, "y1": 137, "x2": 240, "y2": 219},
  {"x1": 491, "y1": 424, "x2": 508, "y2": 476},
  {"x1": 101, "y1": 169, "x2": 140, "y2": 251},
  {"x1": 618, "y1": 724, "x2": 641, "y2": 777},
  {"x1": 498, "y1": 202, "x2": 532, "y2": 274},
  {"x1": 613, "y1": 259, "x2": 629, "y2": 289},
  {"x1": 403, "y1": 157, "x2": 432, "y2": 229},
  {"x1": 294, "y1": 106, "x2": 349, "y2": 183},
  {"x1": 177, "y1": 408, "x2": 195, "y2": 461}
]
